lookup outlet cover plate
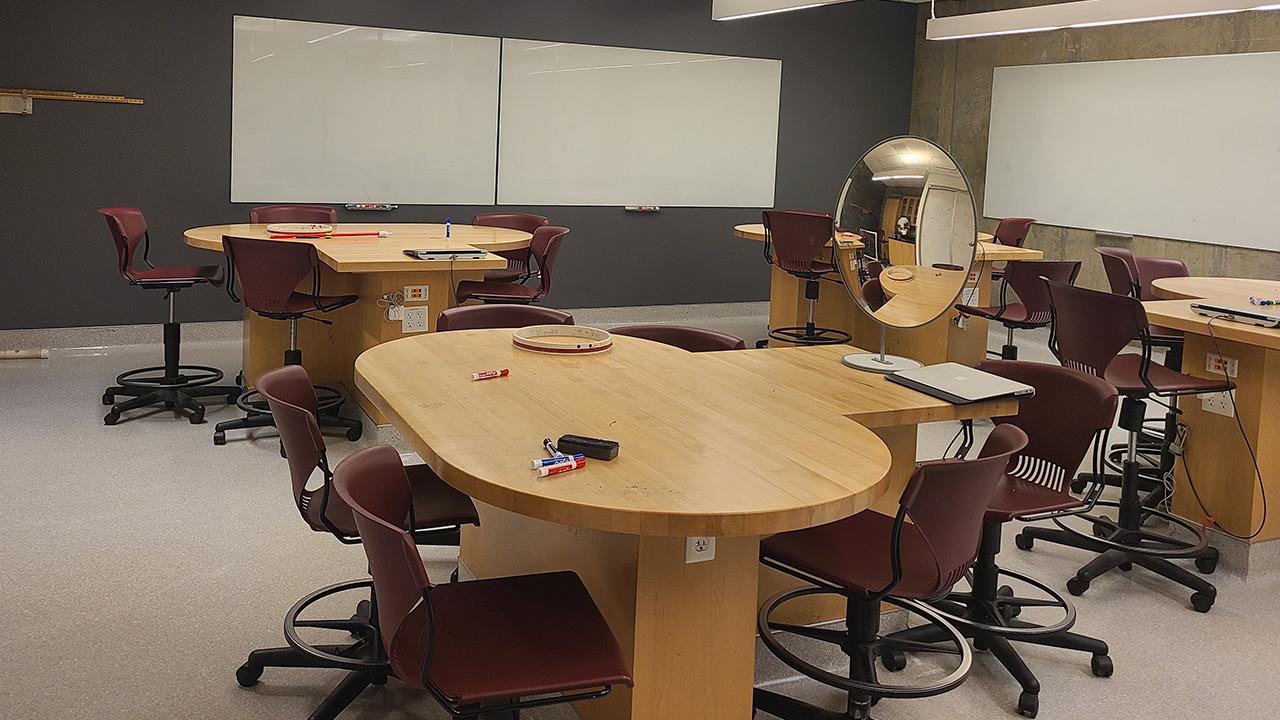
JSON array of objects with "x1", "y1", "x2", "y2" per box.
[
  {"x1": 685, "y1": 536, "x2": 716, "y2": 564},
  {"x1": 402, "y1": 306, "x2": 429, "y2": 333}
]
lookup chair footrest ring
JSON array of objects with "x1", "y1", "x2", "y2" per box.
[
  {"x1": 116, "y1": 364, "x2": 225, "y2": 389},
  {"x1": 1051, "y1": 503, "x2": 1210, "y2": 558},
  {"x1": 768, "y1": 326, "x2": 853, "y2": 346},
  {"x1": 283, "y1": 579, "x2": 388, "y2": 671},
  {"x1": 926, "y1": 565, "x2": 1076, "y2": 638},
  {"x1": 236, "y1": 384, "x2": 345, "y2": 415}
]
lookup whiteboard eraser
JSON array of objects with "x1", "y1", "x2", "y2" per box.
[{"x1": 624, "y1": 205, "x2": 661, "y2": 213}]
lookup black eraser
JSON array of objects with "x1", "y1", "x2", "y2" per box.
[{"x1": 557, "y1": 434, "x2": 619, "y2": 461}]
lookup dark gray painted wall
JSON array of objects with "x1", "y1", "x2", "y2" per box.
[{"x1": 1, "y1": 0, "x2": 916, "y2": 329}]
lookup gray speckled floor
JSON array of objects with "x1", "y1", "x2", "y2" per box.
[{"x1": 2, "y1": 308, "x2": 1277, "y2": 720}]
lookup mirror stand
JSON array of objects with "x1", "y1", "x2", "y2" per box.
[{"x1": 840, "y1": 324, "x2": 923, "y2": 373}]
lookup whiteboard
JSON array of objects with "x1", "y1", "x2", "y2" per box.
[
  {"x1": 497, "y1": 39, "x2": 781, "y2": 207},
  {"x1": 984, "y1": 52, "x2": 1280, "y2": 252},
  {"x1": 231, "y1": 16, "x2": 500, "y2": 204}
]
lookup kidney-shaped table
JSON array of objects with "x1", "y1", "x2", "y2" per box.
[{"x1": 355, "y1": 330, "x2": 1018, "y2": 720}]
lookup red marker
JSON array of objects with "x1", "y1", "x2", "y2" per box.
[
  {"x1": 471, "y1": 368, "x2": 510, "y2": 381},
  {"x1": 537, "y1": 456, "x2": 587, "y2": 477},
  {"x1": 269, "y1": 231, "x2": 392, "y2": 239}
]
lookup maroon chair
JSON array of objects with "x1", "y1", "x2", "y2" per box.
[
  {"x1": 1097, "y1": 247, "x2": 1184, "y2": 362},
  {"x1": 753, "y1": 425, "x2": 1028, "y2": 720},
  {"x1": 1026, "y1": 280, "x2": 1226, "y2": 612},
  {"x1": 98, "y1": 208, "x2": 240, "y2": 425},
  {"x1": 762, "y1": 210, "x2": 852, "y2": 346},
  {"x1": 993, "y1": 218, "x2": 1036, "y2": 248},
  {"x1": 235, "y1": 366, "x2": 480, "y2": 720},
  {"x1": 249, "y1": 204, "x2": 337, "y2": 224},
  {"x1": 454, "y1": 225, "x2": 569, "y2": 304},
  {"x1": 436, "y1": 305, "x2": 573, "y2": 332},
  {"x1": 861, "y1": 277, "x2": 887, "y2": 312},
  {"x1": 213, "y1": 236, "x2": 361, "y2": 446},
  {"x1": 472, "y1": 212, "x2": 550, "y2": 283},
  {"x1": 333, "y1": 445, "x2": 632, "y2": 717},
  {"x1": 884, "y1": 361, "x2": 1117, "y2": 717},
  {"x1": 956, "y1": 260, "x2": 1081, "y2": 360},
  {"x1": 609, "y1": 324, "x2": 746, "y2": 352}
]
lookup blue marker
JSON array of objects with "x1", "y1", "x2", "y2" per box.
[
  {"x1": 445, "y1": 216, "x2": 451, "y2": 239},
  {"x1": 531, "y1": 453, "x2": 585, "y2": 470}
]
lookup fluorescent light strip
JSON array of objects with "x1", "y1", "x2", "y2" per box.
[
  {"x1": 872, "y1": 174, "x2": 925, "y2": 181},
  {"x1": 712, "y1": 0, "x2": 853, "y2": 22},
  {"x1": 927, "y1": 0, "x2": 1280, "y2": 41},
  {"x1": 715, "y1": 3, "x2": 825, "y2": 21},
  {"x1": 307, "y1": 26, "x2": 357, "y2": 44}
]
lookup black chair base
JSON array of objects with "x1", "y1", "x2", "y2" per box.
[
  {"x1": 768, "y1": 324, "x2": 852, "y2": 346},
  {"x1": 214, "y1": 407, "x2": 363, "y2": 445},
  {"x1": 102, "y1": 321, "x2": 239, "y2": 425}
]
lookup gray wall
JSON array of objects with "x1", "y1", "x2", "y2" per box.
[
  {"x1": 0, "y1": 0, "x2": 917, "y2": 329},
  {"x1": 911, "y1": 1, "x2": 1280, "y2": 293}
]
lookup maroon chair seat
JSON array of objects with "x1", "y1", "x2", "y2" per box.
[
  {"x1": 97, "y1": 207, "x2": 239, "y2": 426},
  {"x1": 304, "y1": 464, "x2": 479, "y2": 537},
  {"x1": 761, "y1": 210, "x2": 851, "y2": 346},
  {"x1": 334, "y1": 445, "x2": 631, "y2": 717},
  {"x1": 265, "y1": 291, "x2": 359, "y2": 317},
  {"x1": 958, "y1": 260, "x2": 1081, "y2": 360},
  {"x1": 249, "y1": 204, "x2": 337, "y2": 224},
  {"x1": 437, "y1": 305, "x2": 574, "y2": 332},
  {"x1": 456, "y1": 225, "x2": 569, "y2": 305},
  {"x1": 754, "y1": 426, "x2": 1028, "y2": 720},
  {"x1": 984, "y1": 476, "x2": 1083, "y2": 523},
  {"x1": 472, "y1": 212, "x2": 550, "y2": 283},
  {"x1": 1103, "y1": 354, "x2": 1231, "y2": 395},
  {"x1": 609, "y1": 324, "x2": 746, "y2": 352}
]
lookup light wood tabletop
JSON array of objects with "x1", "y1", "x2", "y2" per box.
[
  {"x1": 1150, "y1": 276, "x2": 1280, "y2": 303},
  {"x1": 355, "y1": 330, "x2": 895, "y2": 538},
  {"x1": 974, "y1": 241, "x2": 1041, "y2": 262},
  {"x1": 184, "y1": 223, "x2": 528, "y2": 273},
  {"x1": 875, "y1": 264, "x2": 967, "y2": 328},
  {"x1": 1144, "y1": 300, "x2": 1280, "y2": 351},
  {"x1": 732, "y1": 223, "x2": 865, "y2": 248}
]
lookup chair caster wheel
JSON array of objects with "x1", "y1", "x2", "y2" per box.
[
  {"x1": 1066, "y1": 577, "x2": 1089, "y2": 596},
  {"x1": 213, "y1": 431, "x2": 226, "y2": 446},
  {"x1": 1091, "y1": 521, "x2": 1110, "y2": 538},
  {"x1": 102, "y1": 393, "x2": 114, "y2": 406},
  {"x1": 1018, "y1": 691, "x2": 1039, "y2": 718},
  {"x1": 1091, "y1": 654, "x2": 1114, "y2": 678},
  {"x1": 227, "y1": 390, "x2": 241, "y2": 403},
  {"x1": 880, "y1": 649, "x2": 907, "y2": 672},
  {"x1": 1118, "y1": 562, "x2": 1132, "y2": 572},
  {"x1": 1195, "y1": 555, "x2": 1218, "y2": 574},
  {"x1": 1070, "y1": 478, "x2": 1087, "y2": 494},
  {"x1": 998, "y1": 585, "x2": 1022, "y2": 619},
  {"x1": 1190, "y1": 591, "x2": 1215, "y2": 613},
  {"x1": 371, "y1": 674, "x2": 388, "y2": 687},
  {"x1": 165, "y1": 401, "x2": 176, "y2": 409},
  {"x1": 189, "y1": 410, "x2": 206, "y2": 425},
  {"x1": 346, "y1": 426, "x2": 363, "y2": 441},
  {"x1": 235, "y1": 663, "x2": 263, "y2": 687},
  {"x1": 104, "y1": 411, "x2": 120, "y2": 426},
  {"x1": 1014, "y1": 534, "x2": 1034, "y2": 551}
]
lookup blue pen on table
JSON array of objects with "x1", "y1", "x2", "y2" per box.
[
  {"x1": 445, "y1": 216, "x2": 451, "y2": 239},
  {"x1": 530, "y1": 453, "x2": 586, "y2": 470}
]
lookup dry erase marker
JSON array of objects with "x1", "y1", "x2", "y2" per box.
[
  {"x1": 537, "y1": 457, "x2": 587, "y2": 477},
  {"x1": 531, "y1": 453, "x2": 585, "y2": 469},
  {"x1": 471, "y1": 368, "x2": 509, "y2": 381},
  {"x1": 543, "y1": 438, "x2": 565, "y2": 458},
  {"x1": 445, "y1": 216, "x2": 452, "y2": 239}
]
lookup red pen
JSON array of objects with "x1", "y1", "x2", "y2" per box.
[
  {"x1": 471, "y1": 368, "x2": 510, "y2": 381},
  {"x1": 269, "y1": 231, "x2": 391, "y2": 239},
  {"x1": 537, "y1": 456, "x2": 587, "y2": 477}
]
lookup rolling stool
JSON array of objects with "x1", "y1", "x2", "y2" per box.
[
  {"x1": 213, "y1": 236, "x2": 362, "y2": 446},
  {"x1": 955, "y1": 260, "x2": 1080, "y2": 360},
  {"x1": 98, "y1": 208, "x2": 240, "y2": 425},
  {"x1": 760, "y1": 210, "x2": 852, "y2": 347}
]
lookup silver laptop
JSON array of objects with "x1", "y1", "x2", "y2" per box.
[
  {"x1": 1190, "y1": 302, "x2": 1280, "y2": 328},
  {"x1": 403, "y1": 248, "x2": 489, "y2": 261},
  {"x1": 887, "y1": 363, "x2": 1036, "y2": 405}
]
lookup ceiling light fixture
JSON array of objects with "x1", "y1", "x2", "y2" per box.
[
  {"x1": 872, "y1": 174, "x2": 926, "y2": 182},
  {"x1": 712, "y1": 0, "x2": 853, "y2": 22},
  {"x1": 926, "y1": 0, "x2": 1280, "y2": 41}
]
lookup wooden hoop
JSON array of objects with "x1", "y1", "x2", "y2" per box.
[
  {"x1": 512, "y1": 325, "x2": 613, "y2": 355},
  {"x1": 266, "y1": 223, "x2": 333, "y2": 235}
]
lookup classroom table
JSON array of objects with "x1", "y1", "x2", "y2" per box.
[
  {"x1": 1144, "y1": 283, "x2": 1280, "y2": 553},
  {"x1": 355, "y1": 331, "x2": 1017, "y2": 720},
  {"x1": 734, "y1": 224, "x2": 1042, "y2": 365},
  {"x1": 1151, "y1": 276, "x2": 1280, "y2": 304},
  {"x1": 185, "y1": 223, "x2": 529, "y2": 423}
]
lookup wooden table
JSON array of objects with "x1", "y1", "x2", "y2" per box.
[
  {"x1": 1144, "y1": 294, "x2": 1280, "y2": 548},
  {"x1": 185, "y1": 223, "x2": 529, "y2": 423},
  {"x1": 875, "y1": 265, "x2": 967, "y2": 328},
  {"x1": 355, "y1": 332, "x2": 1016, "y2": 720},
  {"x1": 734, "y1": 224, "x2": 1041, "y2": 365},
  {"x1": 1151, "y1": 276, "x2": 1280, "y2": 303}
]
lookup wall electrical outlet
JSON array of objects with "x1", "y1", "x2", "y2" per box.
[
  {"x1": 685, "y1": 536, "x2": 716, "y2": 564},
  {"x1": 402, "y1": 306, "x2": 429, "y2": 333},
  {"x1": 1205, "y1": 352, "x2": 1238, "y2": 378},
  {"x1": 1200, "y1": 390, "x2": 1234, "y2": 418},
  {"x1": 403, "y1": 285, "x2": 429, "y2": 302}
]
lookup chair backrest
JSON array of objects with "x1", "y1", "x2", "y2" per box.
[
  {"x1": 1002, "y1": 260, "x2": 1081, "y2": 323},
  {"x1": 762, "y1": 210, "x2": 835, "y2": 275},
  {"x1": 249, "y1": 205, "x2": 337, "y2": 224},
  {"x1": 978, "y1": 360, "x2": 1118, "y2": 493},
  {"x1": 471, "y1": 212, "x2": 550, "y2": 236},
  {"x1": 862, "y1": 278, "x2": 886, "y2": 311},
  {"x1": 899, "y1": 424, "x2": 1027, "y2": 594},
  {"x1": 1133, "y1": 255, "x2": 1189, "y2": 301},
  {"x1": 334, "y1": 445, "x2": 433, "y2": 687},
  {"x1": 1096, "y1": 247, "x2": 1140, "y2": 298},
  {"x1": 1045, "y1": 279, "x2": 1147, "y2": 377},
  {"x1": 609, "y1": 325, "x2": 746, "y2": 352},
  {"x1": 529, "y1": 226, "x2": 570, "y2": 299},
  {"x1": 99, "y1": 207, "x2": 148, "y2": 282},
  {"x1": 436, "y1": 305, "x2": 574, "y2": 332},
  {"x1": 865, "y1": 259, "x2": 884, "y2": 278},
  {"x1": 993, "y1": 218, "x2": 1035, "y2": 247},
  {"x1": 256, "y1": 365, "x2": 348, "y2": 532},
  {"x1": 223, "y1": 236, "x2": 320, "y2": 315}
]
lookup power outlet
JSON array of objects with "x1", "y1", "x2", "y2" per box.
[
  {"x1": 1200, "y1": 390, "x2": 1234, "y2": 418},
  {"x1": 1205, "y1": 352, "x2": 1238, "y2": 378},
  {"x1": 402, "y1": 306, "x2": 429, "y2": 334},
  {"x1": 403, "y1": 284, "x2": 429, "y2": 302},
  {"x1": 685, "y1": 536, "x2": 716, "y2": 564}
]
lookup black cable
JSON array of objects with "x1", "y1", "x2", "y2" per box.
[
  {"x1": 942, "y1": 423, "x2": 965, "y2": 458},
  {"x1": 1175, "y1": 316, "x2": 1267, "y2": 540}
]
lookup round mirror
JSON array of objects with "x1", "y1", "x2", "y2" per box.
[{"x1": 833, "y1": 136, "x2": 977, "y2": 371}]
